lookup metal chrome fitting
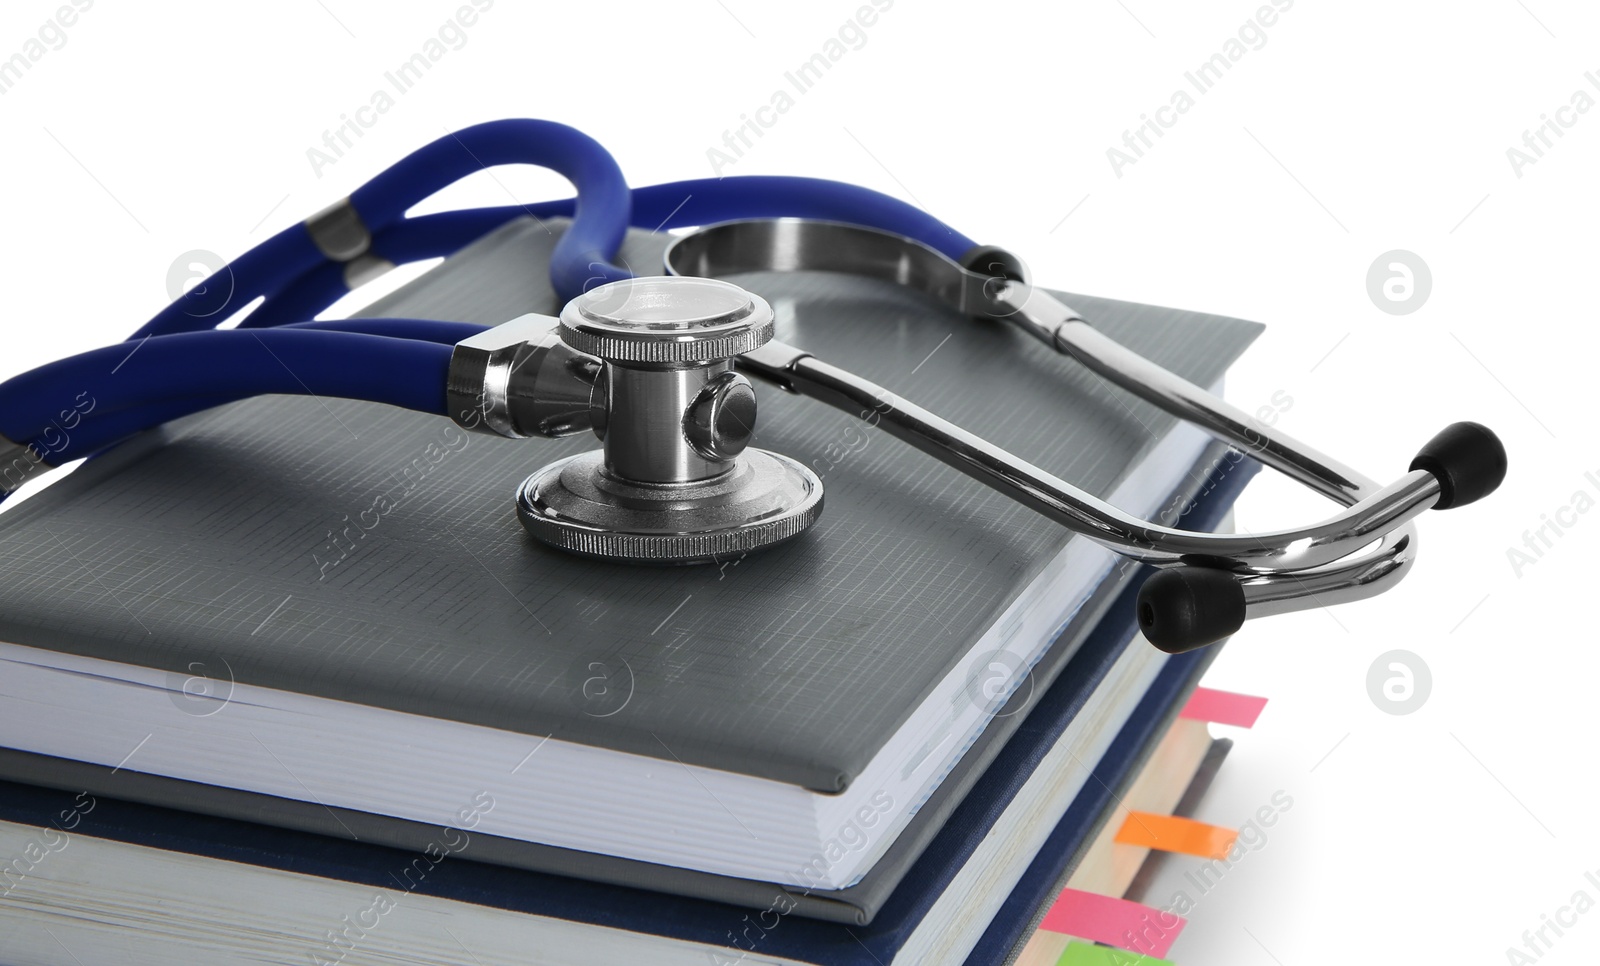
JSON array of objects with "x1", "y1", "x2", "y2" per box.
[
  {"x1": 304, "y1": 198, "x2": 395, "y2": 290},
  {"x1": 447, "y1": 314, "x2": 601, "y2": 439}
]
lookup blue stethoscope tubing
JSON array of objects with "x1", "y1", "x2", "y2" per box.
[
  {"x1": 0, "y1": 119, "x2": 977, "y2": 478},
  {"x1": 130, "y1": 119, "x2": 632, "y2": 340}
]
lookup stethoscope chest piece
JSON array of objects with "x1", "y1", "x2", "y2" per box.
[{"x1": 515, "y1": 277, "x2": 823, "y2": 564}]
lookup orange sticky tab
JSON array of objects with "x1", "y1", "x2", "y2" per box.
[
  {"x1": 1115, "y1": 811, "x2": 1237, "y2": 859},
  {"x1": 1180, "y1": 687, "x2": 1267, "y2": 728}
]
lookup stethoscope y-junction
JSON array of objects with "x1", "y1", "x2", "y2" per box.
[{"x1": 0, "y1": 119, "x2": 1508, "y2": 652}]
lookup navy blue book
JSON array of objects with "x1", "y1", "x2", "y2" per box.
[{"x1": 0, "y1": 452, "x2": 1257, "y2": 966}]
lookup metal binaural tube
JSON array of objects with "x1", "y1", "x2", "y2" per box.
[
  {"x1": 995, "y1": 282, "x2": 1376, "y2": 503},
  {"x1": 986, "y1": 281, "x2": 1430, "y2": 628},
  {"x1": 738, "y1": 340, "x2": 1441, "y2": 575}
]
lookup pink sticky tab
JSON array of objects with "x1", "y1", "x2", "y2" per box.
[
  {"x1": 1038, "y1": 888, "x2": 1186, "y2": 958},
  {"x1": 1180, "y1": 687, "x2": 1268, "y2": 729}
]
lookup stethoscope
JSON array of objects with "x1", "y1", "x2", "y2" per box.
[{"x1": 0, "y1": 119, "x2": 1507, "y2": 653}]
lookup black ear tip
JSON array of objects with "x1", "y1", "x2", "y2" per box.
[
  {"x1": 1137, "y1": 567, "x2": 1246, "y2": 654},
  {"x1": 1410, "y1": 421, "x2": 1507, "y2": 509}
]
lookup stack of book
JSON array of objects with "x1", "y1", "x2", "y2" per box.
[{"x1": 0, "y1": 218, "x2": 1265, "y2": 965}]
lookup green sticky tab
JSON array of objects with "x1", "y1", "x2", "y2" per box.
[{"x1": 1056, "y1": 939, "x2": 1175, "y2": 966}]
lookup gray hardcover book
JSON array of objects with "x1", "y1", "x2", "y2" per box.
[{"x1": 0, "y1": 219, "x2": 1260, "y2": 921}]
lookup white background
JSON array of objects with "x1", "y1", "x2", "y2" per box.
[{"x1": 0, "y1": 1, "x2": 1595, "y2": 963}]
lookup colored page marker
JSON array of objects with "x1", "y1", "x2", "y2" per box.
[
  {"x1": 1057, "y1": 939, "x2": 1173, "y2": 966},
  {"x1": 1179, "y1": 687, "x2": 1267, "y2": 728},
  {"x1": 1115, "y1": 812, "x2": 1238, "y2": 860},
  {"x1": 1039, "y1": 888, "x2": 1185, "y2": 958}
]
